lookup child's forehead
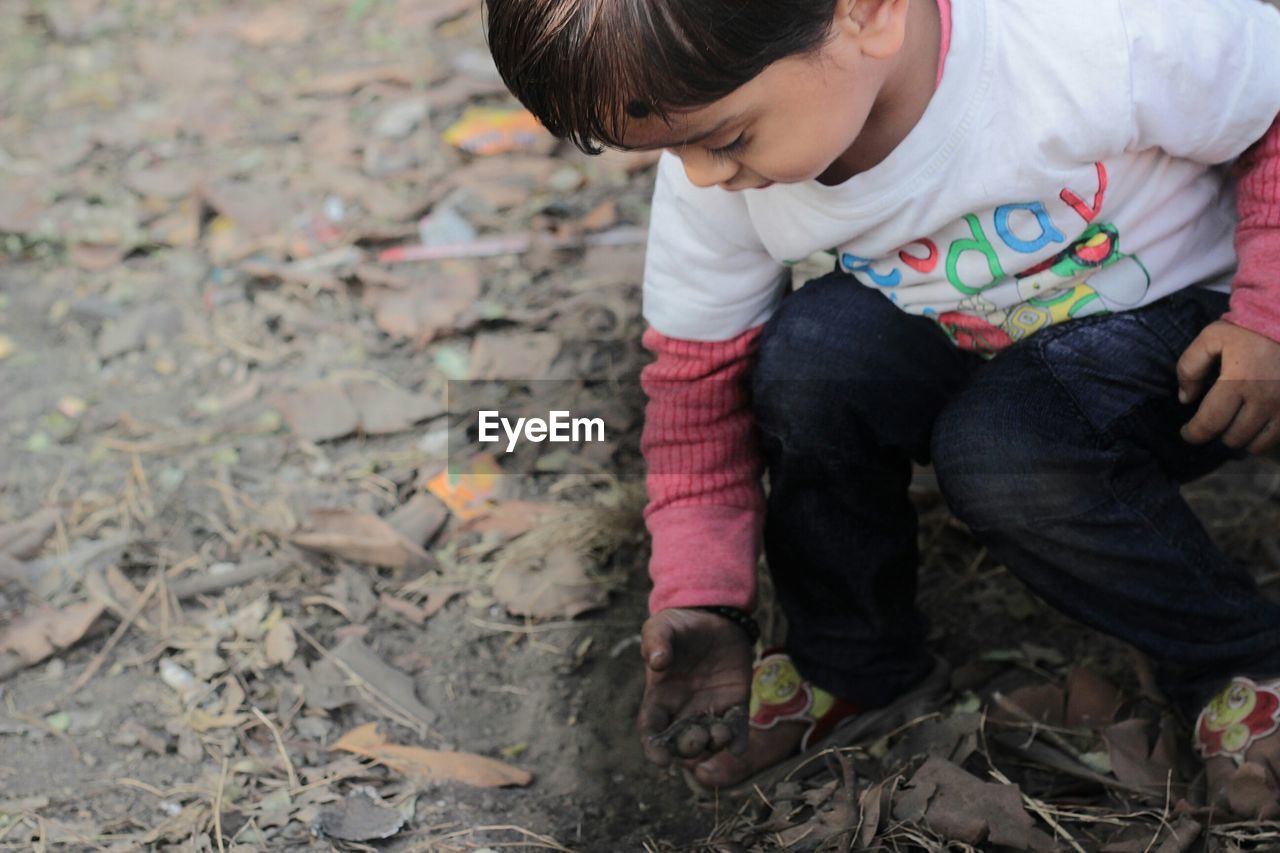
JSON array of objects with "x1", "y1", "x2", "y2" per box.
[{"x1": 619, "y1": 110, "x2": 744, "y2": 152}]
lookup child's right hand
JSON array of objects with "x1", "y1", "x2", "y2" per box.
[{"x1": 637, "y1": 608, "x2": 754, "y2": 767}]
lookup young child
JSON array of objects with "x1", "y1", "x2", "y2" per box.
[{"x1": 485, "y1": 0, "x2": 1280, "y2": 810}]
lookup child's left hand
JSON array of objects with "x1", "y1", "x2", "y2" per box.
[{"x1": 1177, "y1": 320, "x2": 1280, "y2": 454}]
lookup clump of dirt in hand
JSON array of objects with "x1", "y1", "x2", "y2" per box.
[{"x1": 649, "y1": 705, "x2": 749, "y2": 758}]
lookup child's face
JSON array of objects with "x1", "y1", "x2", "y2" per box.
[{"x1": 618, "y1": 0, "x2": 908, "y2": 191}]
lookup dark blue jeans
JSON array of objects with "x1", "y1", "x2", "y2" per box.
[{"x1": 752, "y1": 272, "x2": 1280, "y2": 717}]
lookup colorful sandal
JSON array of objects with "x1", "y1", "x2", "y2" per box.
[
  {"x1": 1195, "y1": 676, "x2": 1280, "y2": 765},
  {"x1": 750, "y1": 649, "x2": 860, "y2": 752},
  {"x1": 686, "y1": 649, "x2": 950, "y2": 797}
]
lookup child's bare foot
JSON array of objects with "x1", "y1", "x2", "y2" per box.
[
  {"x1": 689, "y1": 719, "x2": 809, "y2": 788},
  {"x1": 1197, "y1": 677, "x2": 1280, "y2": 819},
  {"x1": 685, "y1": 650, "x2": 858, "y2": 791}
]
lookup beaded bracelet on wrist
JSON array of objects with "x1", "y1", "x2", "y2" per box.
[{"x1": 690, "y1": 605, "x2": 761, "y2": 644}]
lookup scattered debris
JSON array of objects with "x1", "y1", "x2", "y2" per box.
[
  {"x1": 424, "y1": 454, "x2": 503, "y2": 520},
  {"x1": 273, "y1": 377, "x2": 443, "y2": 442},
  {"x1": 291, "y1": 508, "x2": 435, "y2": 572},
  {"x1": 894, "y1": 756, "x2": 1057, "y2": 850},
  {"x1": 332, "y1": 723, "x2": 533, "y2": 788},
  {"x1": 313, "y1": 786, "x2": 409, "y2": 842},
  {"x1": 442, "y1": 106, "x2": 554, "y2": 156},
  {"x1": 0, "y1": 602, "x2": 104, "y2": 678},
  {"x1": 491, "y1": 544, "x2": 608, "y2": 619}
]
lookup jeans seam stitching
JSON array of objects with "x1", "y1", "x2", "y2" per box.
[{"x1": 1030, "y1": 335, "x2": 1238, "y2": 604}]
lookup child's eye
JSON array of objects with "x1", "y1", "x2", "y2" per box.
[{"x1": 707, "y1": 134, "x2": 749, "y2": 162}]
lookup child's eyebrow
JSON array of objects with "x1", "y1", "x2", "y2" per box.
[{"x1": 621, "y1": 114, "x2": 742, "y2": 152}]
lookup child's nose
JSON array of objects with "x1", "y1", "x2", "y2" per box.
[{"x1": 677, "y1": 147, "x2": 738, "y2": 189}]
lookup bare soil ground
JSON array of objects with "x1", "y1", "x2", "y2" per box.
[{"x1": 3, "y1": 1, "x2": 1280, "y2": 851}]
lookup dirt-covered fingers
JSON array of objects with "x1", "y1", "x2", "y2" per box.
[
  {"x1": 1248, "y1": 418, "x2": 1280, "y2": 455},
  {"x1": 647, "y1": 705, "x2": 749, "y2": 763},
  {"x1": 637, "y1": 690, "x2": 678, "y2": 766},
  {"x1": 1181, "y1": 382, "x2": 1243, "y2": 445},
  {"x1": 639, "y1": 714, "x2": 675, "y2": 766},
  {"x1": 639, "y1": 615, "x2": 675, "y2": 671}
]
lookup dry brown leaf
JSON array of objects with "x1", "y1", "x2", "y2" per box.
[
  {"x1": 125, "y1": 161, "x2": 201, "y2": 200},
  {"x1": 425, "y1": 585, "x2": 467, "y2": 618},
  {"x1": 135, "y1": 39, "x2": 235, "y2": 87},
  {"x1": 298, "y1": 657, "x2": 355, "y2": 712},
  {"x1": 1225, "y1": 762, "x2": 1280, "y2": 819},
  {"x1": 70, "y1": 243, "x2": 127, "y2": 272},
  {"x1": 399, "y1": 581, "x2": 468, "y2": 618},
  {"x1": 291, "y1": 509, "x2": 433, "y2": 572},
  {"x1": 378, "y1": 593, "x2": 429, "y2": 623},
  {"x1": 1103, "y1": 716, "x2": 1183, "y2": 792},
  {"x1": 857, "y1": 777, "x2": 898, "y2": 848},
  {"x1": 329, "y1": 636, "x2": 436, "y2": 729},
  {"x1": 332, "y1": 722, "x2": 532, "y2": 787},
  {"x1": 296, "y1": 63, "x2": 438, "y2": 97},
  {"x1": 187, "y1": 707, "x2": 249, "y2": 733},
  {"x1": 237, "y1": 6, "x2": 309, "y2": 46},
  {"x1": 200, "y1": 179, "x2": 298, "y2": 239},
  {"x1": 0, "y1": 555, "x2": 25, "y2": 586},
  {"x1": 98, "y1": 303, "x2": 182, "y2": 359},
  {"x1": 490, "y1": 544, "x2": 607, "y2": 619},
  {"x1": 422, "y1": 75, "x2": 507, "y2": 112},
  {"x1": 0, "y1": 179, "x2": 49, "y2": 236},
  {"x1": 264, "y1": 619, "x2": 297, "y2": 666},
  {"x1": 147, "y1": 198, "x2": 202, "y2": 248},
  {"x1": 362, "y1": 265, "x2": 481, "y2": 346},
  {"x1": 273, "y1": 378, "x2": 441, "y2": 442},
  {"x1": 96, "y1": 564, "x2": 144, "y2": 616},
  {"x1": 315, "y1": 787, "x2": 406, "y2": 842},
  {"x1": 0, "y1": 507, "x2": 61, "y2": 560},
  {"x1": 1153, "y1": 816, "x2": 1203, "y2": 853},
  {"x1": 272, "y1": 381, "x2": 360, "y2": 443},
  {"x1": 892, "y1": 756, "x2": 1055, "y2": 850},
  {"x1": 455, "y1": 500, "x2": 566, "y2": 542},
  {"x1": 0, "y1": 601, "x2": 105, "y2": 668},
  {"x1": 995, "y1": 683, "x2": 1065, "y2": 726},
  {"x1": 345, "y1": 380, "x2": 444, "y2": 435},
  {"x1": 578, "y1": 200, "x2": 619, "y2": 232},
  {"x1": 1064, "y1": 667, "x2": 1123, "y2": 728},
  {"x1": 322, "y1": 567, "x2": 378, "y2": 623},
  {"x1": 468, "y1": 332, "x2": 560, "y2": 380},
  {"x1": 395, "y1": 0, "x2": 476, "y2": 30},
  {"x1": 385, "y1": 493, "x2": 449, "y2": 547}
]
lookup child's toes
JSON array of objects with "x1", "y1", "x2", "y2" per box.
[
  {"x1": 687, "y1": 720, "x2": 810, "y2": 788},
  {"x1": 1209, "y1": 758, "x2": 1280, "y2": 820}
]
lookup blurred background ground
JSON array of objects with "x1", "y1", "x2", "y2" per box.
[{"x1": 2, "y1": 1, "x2": 1280, "y2": 851}]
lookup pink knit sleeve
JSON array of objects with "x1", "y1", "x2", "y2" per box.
[
  {"x1": 1223, "y1": 114, "x2": 1280, "y2": 342},
  {"x1": 640, "y1": 325, "x2": 766, "y2": 614}
]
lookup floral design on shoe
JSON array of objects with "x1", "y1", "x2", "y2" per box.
[
  {"x1": 748, "y1": 650, "x2": 856, "y2": 751},
  {"x1": 1195, "y1": 677, "x2": 1280, "y2": 763}
]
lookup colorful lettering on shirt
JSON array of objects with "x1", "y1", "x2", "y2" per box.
[
  {"x1": 1061, "y1": 162, "x2": 1109, "y2": 224},
  {"x1": 898, "y1": 240, "x2": 939, "y2": 273},
  {"x1": 838, "y1": 163, "x2": 1109, "y2": 294},
  {"x1": 993, "y1": 202, "x2": 1066, "y2": 253},
  {"x1": 945, "y1": 214, "x2": 1007, "y2": 294},
  {"x1": 834, "y1": 163, "x2": 1142, "y2": 354},
  {"x1": 840, "y1": 252, "x2": 902, "y2": 287}
]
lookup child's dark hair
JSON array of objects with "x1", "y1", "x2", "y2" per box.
[{"x1": 484, "y1": 0, "x2": 839, "y2": 153}]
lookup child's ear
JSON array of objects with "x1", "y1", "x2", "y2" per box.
[{"x1": 833, "y1": 0, "x2": 909, "y2": 60}]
